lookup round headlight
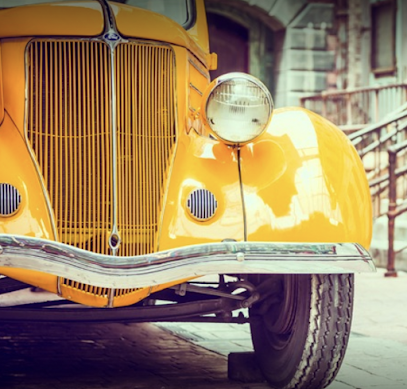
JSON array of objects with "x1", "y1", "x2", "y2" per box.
[{"x1": 202, "y1": 73, "x2": 273, "y2": 145}]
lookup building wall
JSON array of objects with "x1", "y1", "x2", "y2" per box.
[
  {"x1": 274, "y1": 3, "x2": 335, "y2": 106},
  {"x1": 344, "y1": 0, "x2": 407, "y2": 89},
  {"x1": 205, "y1": 0, "x2": 336, "y2": 107},
  {"x1": 399, "y1": 0, "x2": 407, "y2": 84}
]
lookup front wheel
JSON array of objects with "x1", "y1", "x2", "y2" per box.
[{"x1": 249, "y1": 274, "x2": 353, "y2": 389}]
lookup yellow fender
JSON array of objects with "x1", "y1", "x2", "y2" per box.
[{"x1": 241, "y1": 107, "x2": 372, "y2": 248}]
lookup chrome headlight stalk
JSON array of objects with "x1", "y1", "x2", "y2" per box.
[{"x1": 201, "y1": 73, "x2": 274, "y2": 145}]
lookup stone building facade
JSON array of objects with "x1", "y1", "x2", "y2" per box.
[{"x1": 205, "y1": 0, "x2": 407, "y2": 108}]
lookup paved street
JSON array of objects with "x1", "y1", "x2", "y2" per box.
[
  {"x1": 0, "y1": 320, "x2": 263, "y2": 389},
  {"x1": 0, "y1": 268, "x2": 406, "y2": 388}
]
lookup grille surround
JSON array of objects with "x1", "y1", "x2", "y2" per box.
[{"x1": 25, "y1": 38, "x2": 177, "y2": 257}]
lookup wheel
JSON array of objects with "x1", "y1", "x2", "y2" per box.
[{"x1": 249, "y1": 273, "x2": 353, "y2": 389}]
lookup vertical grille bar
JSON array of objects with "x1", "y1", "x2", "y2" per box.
[{"x1": 26, "y1": 39, "x2": 176, "y2": 257}]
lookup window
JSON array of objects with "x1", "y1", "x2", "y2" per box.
[
  {"x1": 0, "y1": 1, "x2": 195, "y2": 30},
  {"x1": 371, "y1": 0, "x2": 396, "y2": 75},
  {"x1": 112, "y1": 0, "x2": 195, "y2": 29}
]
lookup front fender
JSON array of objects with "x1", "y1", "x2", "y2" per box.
[
  {"x1": 158, "y1": 130, "x2": 244, "y2": 250},
  {"x1": 240, "y1": 107, "x2": 372, "y2": 249}
]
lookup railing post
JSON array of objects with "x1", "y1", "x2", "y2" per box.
[
  {"x1": 386, "y1": 146, "x2": 398, "y2": 277},
  {"x1": 375, "y1": 89, "x2": 379, "y2": 123},
  {"x1": 346, "y1": 93, "x2": 352, "y2": 126}
]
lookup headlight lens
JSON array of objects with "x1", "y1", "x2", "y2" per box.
[{"x1": 203, "y1": 73, "x2": 273, "y2": 144}]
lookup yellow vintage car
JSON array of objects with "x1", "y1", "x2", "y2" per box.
[{"x1": 0, "y1": 0, "x2": 374, "y2": 388}]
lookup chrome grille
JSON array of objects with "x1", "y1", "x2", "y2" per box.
[{"x1": 26, "y1": 39, "x2": 176, "y2": 256}]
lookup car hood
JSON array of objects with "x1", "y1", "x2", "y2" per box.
[{"x1": 0, "y1": 1, "x2": 197, "y2": 50}]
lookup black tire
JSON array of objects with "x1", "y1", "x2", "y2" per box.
[{"x1": 249, "y1": 273, "x2": 353, "y2": 389}]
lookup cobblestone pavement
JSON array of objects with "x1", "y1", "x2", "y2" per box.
[
  {"x1": 0, "y1": 321, "x2": 269, "y2": 389},
  {"x1": 0, "y1": 269, "x2": 406, "y2": 388}
]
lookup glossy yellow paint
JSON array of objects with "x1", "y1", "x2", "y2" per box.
[
  {"x1": 59, "y1": 284, "x2": 111, "y2": 307},
  {"x1": 0, "y1": 112, "x2": 55, "y2": 239},
  {"x1": 240, "y1": 107, "x2": 372, "y2": 249},
  {"x1": 113, "y1": 278, "x2": 194, "y2": 308},
  {"x1": 59, "y1": 278, "x2": 195, "y2": 308},
  {"x1": 113, "y1": 0, "x2": 209, "y2": 66},
  {"x1": 0, "y1": 41, "x2": 60, "y2": 302},
  {"x1": 0, "y1": 268, "x2": 196, "y2": 308},
  {"x1": 0, "y1": 2, "x2": 104, "y2": 38},
  {"x1": 158, "y1": 46, "x2": 243, "y2": 249},
  {"x1": 1, "y1": 39, "x2": 31, "y2": 135},
  {"x1": 174, "y1": 46, "x2": 189, "y2": 137},
  {"x1": 158, "y1": 130, "x2": 244, "y2": 251},
  {"x1": 0, "y1": 44, "x2": 4, "y2": 126},
  {"x1": 0, "y1": 268, "x2": 58, "y2": 293},
  {"x1": 186, "y1": 0, "x2": 210, "y2": 54}
]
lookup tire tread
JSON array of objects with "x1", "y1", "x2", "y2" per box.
[{"x1": 293, "y1": 274, "x2": 353, "y2": 389}]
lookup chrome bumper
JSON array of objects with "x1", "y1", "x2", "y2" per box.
[{"x1": 0, "y1": 235, "x2": 375, "y2": 288}]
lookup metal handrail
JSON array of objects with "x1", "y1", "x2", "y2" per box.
[
  {"x1": 301, "y1": 84, "x2": 407, "y2": 100},
  {"x1": 385, "y1": 142, "x2": 407, "y2": 276},
  {"x1": 354, "y1": 107, "x2": 407, "y2": 276},
  {"x1": 301, "y1": 83, "x2": 407, "y2": 128},
  {"x1": 349, "y1": 109, "x2": 407, "y2": 143}
]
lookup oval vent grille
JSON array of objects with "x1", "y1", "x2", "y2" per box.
[
  {"x1": 0, "y1": 184, "x2": 22, "y2": 217},
  {"x1": 187, "y1": 189, "x2": 217, "y2": 221}
]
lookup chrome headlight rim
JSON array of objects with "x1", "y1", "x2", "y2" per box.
[{"x1": 201, "y1": 72, "x2": 274, "y2": 145}]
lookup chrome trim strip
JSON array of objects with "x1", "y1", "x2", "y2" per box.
[
  {"x1": 98, "y1": 0, "x2": 116, "y2": 35},
  {"x1": 99, "y1": 0, "x2": 122, "y2": 258},
  {"x1": 108, "y1": 42, "x2": 120, "y2": 257},
  {"x1": 237, "y1": 149, "x2": 248, "y2": 241},
  {"x1": 189, "y1": 83, "x2": 203, "y2": 96},
  {"x1": 82, "y1": 0, "x2": 120, "y2": 303},
  {"x1": 0, "y1": 235, "x2": 376, "y2": 289},
  {"x1": 105, "y1": 34, "x2": 117, "y2": 307},
  {"x1": 56, "y1": 276, "x2": 62, "y2": 296},
  {"x1": 188, "y1": 58, "x2": 210, "y2": 80},
  {"x1": 107, "y1": 288, "x2": 115, "y2": 308}
]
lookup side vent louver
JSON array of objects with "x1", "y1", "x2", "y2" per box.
[
  {"x1": 0, "y1": 183, "x2": 21, "y2": 217},
  {"x1": 187, "y1": 189, "x2": 217, "y2": 221}
]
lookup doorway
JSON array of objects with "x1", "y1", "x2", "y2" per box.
[{"x1": 206, "y1": 12, "x2": 249, "y2": 80}]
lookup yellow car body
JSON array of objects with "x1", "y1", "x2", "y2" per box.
[{"x1": 0, "y1": 2, "x2": 374, "y2": 387}]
